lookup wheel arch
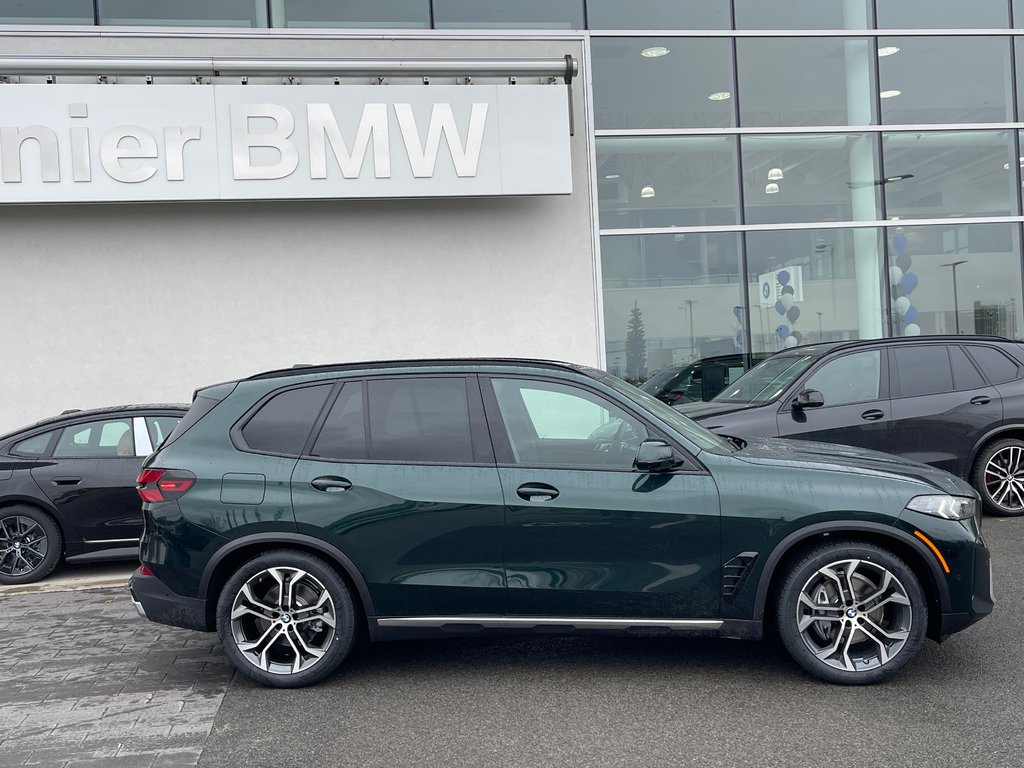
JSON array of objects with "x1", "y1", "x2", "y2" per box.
[
  {"x1": 0, "y1": 496, "x2": 70, "y2": 553},
  {"x1": 199, "y1": 533, "x2": 377, "y2": 634},
  {"x1": 968, "y1": 426, "x2": 1024, "y2": 475},
  {"x1": 752, "y1": 521, "x2": 951, "y2": 642}
]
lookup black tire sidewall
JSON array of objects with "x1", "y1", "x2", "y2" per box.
[
  {"x1": 0, "y1": 505, "x2": 63, "y2": 585},
  {"x1": 973, "y1": 438, "x2": 1024, "y2": 517},
  {"x1": 776, "y1": 542, "x2": 928, "y2": 685},
  {"x1": 216, "y1": 549, "x2": 357, "y2": 688}
]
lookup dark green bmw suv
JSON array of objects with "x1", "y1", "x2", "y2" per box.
[{"x1": 131, "y1": 359, "x2": 993, "y2": 688}]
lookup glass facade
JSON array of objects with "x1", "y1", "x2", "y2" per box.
[{"x1": 5, "y1": 1, "x2": 1024, "y2": 378}]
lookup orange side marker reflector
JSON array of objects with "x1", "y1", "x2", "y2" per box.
[{"x1": 914, "y1": 530, "x2": 951, "y2": 574}]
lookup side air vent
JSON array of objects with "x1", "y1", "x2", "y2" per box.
[{"x1": 722, "y1": 552, "x2": 759, "y2": 600}]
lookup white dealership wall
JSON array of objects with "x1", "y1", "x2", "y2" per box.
[{"x1": 0, "y1": 30, "x2": 597, "y2": 433}]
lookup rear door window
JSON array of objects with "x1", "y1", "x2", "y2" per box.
[
  {"x1": 966, "y1": 345, "x2": 1020, "y2": 384},
  {"x1": 146, "y1": 416, "x2": 182, "y2": 448},
  {"x1": 241, "y1": 384, "x2": 332, "y2": 456},
  {"x1": 892, "y1": 346, "x2": 954, "y2": 397},
  {"x1": 53, "y1": 418, "x2": 134, "y2": 458},
  {"x1": 367, "y1": 378, "x2": 473, "y2": 463}
]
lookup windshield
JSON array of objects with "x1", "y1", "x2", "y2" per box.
[
  {"x1": 639, "y1": 365, "x2": 690, "y2": 394},
  {"x1": 712, "y1": 354, "x2": 815, "y2": 404},
  {"x1": 600, "y1": 373, "x2": 737, "y2": 455}
]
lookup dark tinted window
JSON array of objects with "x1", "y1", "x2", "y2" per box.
[
  {"x1": 966, "y1": 345, "x2": 1020, "y2": 384},
  {"x1": 368, "y1": 378, "x2": 473, "y2": 463},
  {"x1": 949, "y1": 347, "x2": 986, "y2": 390},
  {"x1": 894, "y1": 346, "x2": 954, "y2": 397},
  {"x1": 11, "y1": 431, "x2": 55, "y2": 456},
  {"x1": 242, "y1": 385, "x2": 332, "y2": 455},
  {"x1": 312, "y1": 383, "x2": 367, "y2": 460}
]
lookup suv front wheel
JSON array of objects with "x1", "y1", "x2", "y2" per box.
[{"x1": 216, "y1": 550, "x2": 357, "y2": 688}]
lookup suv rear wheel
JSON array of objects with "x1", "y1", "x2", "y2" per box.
[
  {"x1": 973, "y1": 438, "x2": 1024, "y2": 517},
  {"x1": 0, "y1": 505, "x2": 62, "y2": 585},
  {"x1": 776, "y1": 542, "x2": 927, "y2": 685},
  {"x1": 216, "y1": 550, "x2": 356, "y2": 688}
]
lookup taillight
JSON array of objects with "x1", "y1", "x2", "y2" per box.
[{"x1": 136, "y1": 468, "x2": 196, "y2": 503}]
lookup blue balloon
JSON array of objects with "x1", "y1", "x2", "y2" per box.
[
  {"x1": 775, "y1": 300, "x2": 786, "y2": 315},
  {"x1": 904, "y1": 306, "x2": 918, "y2": 324},
  {"x1": 893, "y1": 234, "x2": 908, "y2": 253},
  {"x1": 777, "y1": 324, "x2": 790, "y2": 340},
  {"x1": 896, "y1": 253, "x2": 912, "y2": 272},
  {"x1": 901, "y1": 272, "x2": 919, "y2": 294},
  {"x1": 777, "y1": 270, "x2": 791, "y2": 286}
]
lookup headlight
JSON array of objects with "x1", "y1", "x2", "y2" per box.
[{"x1": 905, "y1": 495, "x2": 978, "y2": 520}]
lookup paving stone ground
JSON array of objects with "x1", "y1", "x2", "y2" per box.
[{"x1": 0, "y1": 589, "x2": 233, "y2": 768}]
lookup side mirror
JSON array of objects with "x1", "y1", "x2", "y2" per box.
[
  {"x1": 635, "y1": 440, "x2": 677, "y2": 473},
  {"x1": 791, "y1": 389, "x2": 825, "y2": 410}
]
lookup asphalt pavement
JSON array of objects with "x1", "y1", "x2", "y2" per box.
[{"x1": 1, "y1": 518, "x2": 1021, "y2": 768}]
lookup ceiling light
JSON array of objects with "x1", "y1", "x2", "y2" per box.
[
  {"x1": 708, "y1": 91, "x2": 731, "y2": 101},
  {"x1": 641, "y1": 185, "x2": 656, "y2": 198},
  {"x1": 765, "y1": 183, "x2": 779, "y2": 195},
  {"x1": 880, "y1": 89, "x2": 902, "y2": 99},
  {"x1": 877, "y1": 46, "x2": 900, "y2": 57},
  {"x1": 641, "y1": 46, "x2": 670, "y2": 58},
  {"x1": 767, "y1": 167, "x2": 784, "y2": 181},
  {"x1": 604, "y1": 173, "x2": 621, "y2": 179}
]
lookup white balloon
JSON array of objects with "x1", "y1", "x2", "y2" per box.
[
  {"x1": 894, "y1": 296, "x2": 911, "y2": 315},
  {"x1": 889, "y1": 265, "x2": 904, "y2": 286},
  {"x1": 780, "y1": 293, "x2": 795, "y2": 311},
  {"x1": 904, "y1": 323, "x2": 921, "y2": 336},
  {"x1": 783, "y1": 335, "x2": 799, "y2": 348}
]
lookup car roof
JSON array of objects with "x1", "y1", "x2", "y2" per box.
[
  {"x1": 765, "y1": 335, "x2": 1015, "y2": 360},
  {"x1": 245, "y1": 357, "x2": 601, "y2": 382},
  {"x1": 0, "y1": 403, "x2": 188, "y2": 442}
]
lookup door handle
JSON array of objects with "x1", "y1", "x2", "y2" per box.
[
  {"x1": 970, "y1": 396, "x2": 991, "y2": 406},
  {"x1": 310, "y1": 476, "x2": 352, "y2": 493},
  {"x1": 860, "y1": 409, "x2": 885, "y2": 421},
  {"x1": 52, "y1": 476, "x2": 82, "y2": 486},
  {"x1": 516, "y1": 482, "x2": 559, "y2": 503}
]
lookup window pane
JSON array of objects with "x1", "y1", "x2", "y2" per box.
[
  {"x1": 882, "y1": 131, "x2": 1016, "y2": 220},
  {"x1": 592, "y1": 37, "x2": 734, "y2": 130},
  {"x1": 741, "y1": 134, "x2": 881, "y2": 225},
  {"x1": 745, "y1": 228, "x2": 887, "y2": 352},
  {"x1": 491, "y1": 379, "x2": 647, "y2": 468},
  {"x1": 433, "y1": 0, "x2": 583, "y2": 28},
  {"x1": 894, "y1": 346, "x2": 954, "y2": 397},
  {"x1": 805, "y1": 350, "x2": 882, "y2": 406},
  {"x1": 877, "y1": 0, "x2": 1008, "y2": 28},
  {"x1": 887, "y1": 224, "x2": 1024, "y2": 338},
  {"x1": 737, "y1": 38, "x2": 876, "y2": 127},
  {"x1": 242, "y1": 385, "x2": 332, "y2": 456},
  {"x1": 949, "y1": 346, "x2": 987, "y2": 390},
  {"x1": 597, "y1": 136, "x2": 739, "y2": 228},
  {"x1": 270, "y1": 0, "x2": 429, "y2": 27},
  {"x1": 587, "y1": 0, "x2": 730, "y2": 29},
  {"x1": 312, "y1": 383, "x2": 367, "y2": 460},
  {"x1": 54, "y1": 419, "x2": 133, "y2": 458},
  {"x1": 368, "y1": 379, "x2": 473, "y2": 463},
  {"x1": 12, "y1": 432, "x2": 54, "y2": 456},
  {"x1": 966, "y1": 345, "x2": 1021, "y2": 384},
  {"x1": 0, "y1": 0, "x2": 92, "y2": 23},
  {"x1": 601, "y1": 233, "x2": 744, "y2": 382},
  {"x1": 879, "y1": 37, "x2": 1012, "y2": 124},
  {"x1": 99, "y1": 0, "x2": 267, "y2": 27},
  {"x1": 734, "y1": 0, "x2": 871, "y2": 29},
  {"x1": 146, "y1": 416, "x2": 182, "y2": 448}
]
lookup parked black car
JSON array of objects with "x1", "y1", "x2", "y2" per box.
[
  {"x1": 0, "y1": 405, "x2": 185, "y2": 584},
  {"x1": 641, "y1": 353, "x2": 771, "y2": 404},
  {"x1": 677, "y1": 335, "x2": 1024, "y2": 516}
]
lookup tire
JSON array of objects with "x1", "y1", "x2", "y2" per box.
[
  {"x1": 216, "y1": 549, "x2": 357, "y2": 688},
  {"x1": 972, "y1": 438, "x2": 1024, "y2": 517},
  {"x1": 0, "y1": 505, "x2": 63, "y2": 585},
  {"x1": 775, "y1": 541, "x2": 927, "y2": 685}
]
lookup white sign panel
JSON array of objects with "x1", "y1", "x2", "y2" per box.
[
  {"x1": 0, "y1": 84, "x2": 572, "y2": 203},
  {"x1": 758, "y1": 265, "x2": 804, "y2": 308}
]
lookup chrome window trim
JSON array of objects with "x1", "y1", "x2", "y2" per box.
[
  {"x1": 376, "y1": 616, "x2": 724, "y2": 630},
  {"x1": 82, "y1": 537, "x2": 140, "y2": 544}
]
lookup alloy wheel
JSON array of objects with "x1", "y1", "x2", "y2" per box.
[
  {"x1": 229, "y1": 566, "x2": 337, "y2": 676},
  {"x1": 983, "y1": 445, "x2": 1024, "y2": 513},
  {"x1": 795, "y1": 558, "x2": 912, "y2": 673},
  {"x1": 0, "y1": 515, "x2": 49, "y2": 577}
]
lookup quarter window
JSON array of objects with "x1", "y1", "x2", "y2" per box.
[
  {"x1": 11, "y1": 431, "x2": 55, "y2": 456},
  {"x1": 803, "y1": 350, "x2": 882, "y2": 406},
  {"x1": 966, "y1": 345, "x2": 1020, "y2": 385},
  {"x1": 893, "y1": 346, "x2": 954, "y2": 397},
  {"x1": 241, "y1": 385, "x2": 332, "y2": 456},
  {"x1": 312, "y1": 383, "x2": 367, "y2": 461},
  {"x1": 368, "y1": 378, "x2": 473, "y2": 463},
  {"x1": 53, "y1": 419, "x2": 134, "y2": 458}
]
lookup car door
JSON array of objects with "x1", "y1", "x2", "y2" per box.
[
  {"x1": 776, "y1": 347, "x2": 894, "y2": 454},
  {"x1": 889, "y1": 344, "x2": 1001, "y2": 477},
  {"x1": 290, "y1": 376, "x2": 506, "y2": 618},
  {"x1": 29, "y1": 416, "x2": 146, "y2": 544},
  {"x1": 483, "y1": 375, "x2": 721, "y2": 619}
]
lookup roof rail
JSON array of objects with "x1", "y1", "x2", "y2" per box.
[{"x1": 245, "y1": 357, "x2": 589, "y2": 381}]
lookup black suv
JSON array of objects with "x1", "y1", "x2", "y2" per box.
[
  {"x1": 678, "y1": 335, "x2": 1024, "y2": 516},
  {"x1": 132, "y1": 359, "x2": 991, "y2": 688}
]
